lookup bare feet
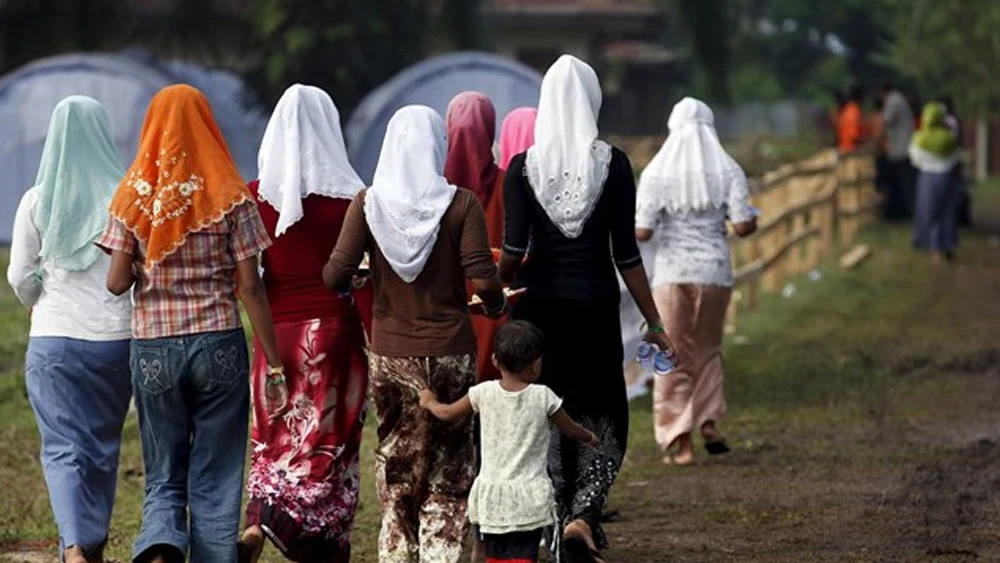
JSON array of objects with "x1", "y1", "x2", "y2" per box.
[
  {"x1": 563, "y1": 520, "x2": 606, "y2": 563},
  {"x1": 65, "y1": 546, "x2": 87, "y2": 563},
  {"x1": 663, "y1": 433, "x2": 695, "y2": 466},
  {"x1": 930, "y1": 252, "x2": 944, "y2": 265},
  {"x1": 238, "y1": 526, "x2": 266, "y2": 563}
]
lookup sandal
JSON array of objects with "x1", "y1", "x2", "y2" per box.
[{"x1": 704, "y1": 438, "x2": 731, "y2": 456}]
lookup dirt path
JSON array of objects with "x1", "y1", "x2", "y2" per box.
[{"x1": 600, "y1": 206, "x2": 1000, "y2": 562}]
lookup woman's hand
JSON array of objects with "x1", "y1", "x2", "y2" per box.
[
  {"x1": 265, "y1": 377, "x2": 289, "y2": 419},
  {"x1": 643, "y1": 328, "x2": 675, "y2": 358},
  {"x1": 584, "y1": 430, "x2": 600, "y2": 449}
]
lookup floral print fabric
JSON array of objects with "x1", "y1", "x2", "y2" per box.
[
  {"x1": 370, "y1": 353, "x2": 477, "y2": 563},
  {"x1": 245, "y1": 315, "x2": 368, "y2": 562}
]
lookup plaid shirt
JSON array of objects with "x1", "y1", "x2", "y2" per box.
[{"x1": 98, "y1": 202, "x2": 271, "y2": 339}]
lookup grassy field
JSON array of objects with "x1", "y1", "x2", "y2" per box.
[{"x1": 2, "y1": 185, "x2": 999, "y2": 562}]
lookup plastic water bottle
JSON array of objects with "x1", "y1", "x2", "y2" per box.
[
  {"x1": 653, "y1": 350, "x2": 674, "y2": 375},
  {"x1": 636, "y1": 342, "x2": 674, "y2": 375},
  {"x1": 636, "y1": 341, "x2": 657, "y2": 371}
]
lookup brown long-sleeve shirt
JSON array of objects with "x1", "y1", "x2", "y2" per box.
[{"x1": 325, "y1": 188, "x2": 498, "y2": 358}]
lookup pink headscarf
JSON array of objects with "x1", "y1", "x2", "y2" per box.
[
  {"x1": 499, "y1": 107, "x2": 538, "y2": 170},
  {"x1": 445, "y1": 91, "x2": 499, "y2": 207}
]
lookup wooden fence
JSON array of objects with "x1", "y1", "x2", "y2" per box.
[{"x1": 726, "y1": 148, "x2": 879, "y2": 325}]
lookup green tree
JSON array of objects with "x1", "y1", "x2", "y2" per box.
[
  {"x1": 0, "y1": 0, "x2": 126, "y2": 74},
  {"x1": 671, "y1": 0, "x2": 733, "y2": 103},
  {"x1": 729, "y1": 0, "x2": 893, "y2": 103},
  {"x1": 664, "y1": 0, "x2": 892, "y2": 105},
  {"x1": 439, "y1": 0, "x2": 482, "y2": 51},
  {"x1": 244, "y1": 0, "x2": 430, "y2": 112},
  {"x1": 885, "y1": 0, "x2": 1000, "y2": 114}
]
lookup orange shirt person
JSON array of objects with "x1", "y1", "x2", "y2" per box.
[{"x1": 838, "y1": 86, "x2": 866, "y2": 153}]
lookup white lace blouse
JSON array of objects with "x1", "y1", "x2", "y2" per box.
[
  {"x1": 467, "y1": 381, "x2": 563, "y2": 534},
  {"x1": 635, "y1": 177, "x2": 755, "y2": 288}
]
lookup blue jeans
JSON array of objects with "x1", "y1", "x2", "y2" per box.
[
  {"x1": 130, "y1": 329, "x2": 250, "y2": 563},
  {"x1": 25, "y1": 337, "x2": 131, "y2": 559}
]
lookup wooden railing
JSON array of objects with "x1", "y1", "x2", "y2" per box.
[{"x1": 727, "y1": 149, "x2": 879, "y2": 324}]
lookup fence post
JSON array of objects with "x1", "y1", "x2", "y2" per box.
[{"x1": 839, "y1": 154, "x2": 858, "y2": 248}]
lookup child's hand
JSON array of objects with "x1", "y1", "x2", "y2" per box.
[
  {"x1": 584, "y1": 430, "x2": 600, "y2": 449},
  {"x1": 418, "y1": 388, "x2": 436, "y2": 409}
]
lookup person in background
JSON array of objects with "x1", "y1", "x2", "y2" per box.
[
  {"x1": 907, "y1": 90, "x2": 924, "y2": 130},
  {"x1": 238, "y1": 85, "x2": 368, "y2": 563},
  {"x1": 837, "y1": 85, "x2": 866, "y2": 153},
  {"x1": 909, "y1": 102, "x2": 961, "y2": 264},
  {"x1": 499, "y1": 55, "x2": 671, "y2": 562},
  {"x1": 871, "y1": 95, "x2": 890, "y2": 198},
  {"x1": 323, "y1": 105, "x2": 506, "y2": 563},
  {"x1": 97, "y1": 85, "x2": 284, "y2": 563},
  {"x1": 7, "y1": 96, "x2": 132, "y2": 563},
  {"x1": 498, "y1": 107, "x2": 538, "y2": 171},
  {"x1": 940, "y1": 96, "x2": 972, "y2": 227},
  {"x1": 444, "y1": 91, "x2": 506, "y2": 563},
  {"x1": 445, "y1": 91, "x2": 505, "y2": 385},
  {"x1": 878, "y1": 82, "x2": 917, "y2": 221},
  {"x1": 419, "y1": 321, "x2": 599, "y2": 563},
  {"x1": 635, "y1": 97, "x2": 758, "y2": 466}
]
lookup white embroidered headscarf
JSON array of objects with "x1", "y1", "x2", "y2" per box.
[
  {"x1": 364, "y1": 105, "x2": 457, "y2": 283},
  {"x1": 257, "y1": 84, "x2": 365, "y2": 236},
  {"x1": 639, "y1": 97, "x2": 748, "y2": 213},
  {"x1": 525, "y1": 55, "x2": 612, "y2": 238}
]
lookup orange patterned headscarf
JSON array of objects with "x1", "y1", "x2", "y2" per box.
[{"x1": 110, "y1": 84, "x2": 250, "y2": 269}]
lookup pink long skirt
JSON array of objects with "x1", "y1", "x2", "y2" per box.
[{"x1": 653, "y1": 283, "x2": 732, "y2": 450}]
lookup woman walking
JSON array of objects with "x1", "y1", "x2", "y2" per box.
[
  {"x1": 445, "y1": 91, "x2": 506, "y2": 385},
  {"x1": 498, "y1": 107, "x2": 537, "y2": 171},
  {"x1": 7, "y1": 96, "x2": 132, "y2": 563},
  {"x1": 239, "y1": 85, "x2": 369, "y2": 563},
  {"x1": 635, "y1": 97, "x2": 758, "y2": 467},
  {"x1": 909, "y1": 102, "x2": 961, "y2": 263},
  {"x1": 499, "y1": 55, "x2": 671, "y2": 562},
  {"x1": 324, "y1": 105, "x2": 506, "y2": 563},
  {"x1": 97, "y1": 85, "x2": 285, "y2": 563}
]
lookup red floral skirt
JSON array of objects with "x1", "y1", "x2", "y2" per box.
[{"x1": 246, "y1": 312, "x2": 368, "y2": 563}]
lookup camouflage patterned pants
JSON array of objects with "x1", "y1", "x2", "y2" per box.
[{"x1": 370, "y1": 353, "x2": 476, "y2": 563}]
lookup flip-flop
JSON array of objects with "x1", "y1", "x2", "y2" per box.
[{"x1": 704, "y1": 438, "x2": 731, "y2": 455}]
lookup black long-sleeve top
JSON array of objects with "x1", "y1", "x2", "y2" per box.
[{"x1": 502, "y1": 147, "x2": 642, "y2": 301}]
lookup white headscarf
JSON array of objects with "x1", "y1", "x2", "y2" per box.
[
  {"x1": 639, "y1": 97, "x2": 747, "y2": 213},
  {"x1": 364, "y1": 105, "x2": 457, "y2": 283},
  {"x1": 257, "y1": 84, "x2": 365, "y2": 236},
  {"x1": 525, "y1": 55, "x2": 612, "y2": 238}
]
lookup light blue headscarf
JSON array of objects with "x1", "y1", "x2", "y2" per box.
[{"x1": 35, "y1": 96, "x2": 124, "y2": 271}]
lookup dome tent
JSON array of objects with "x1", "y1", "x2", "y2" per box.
[
  {"x1": 346, "y1": 51, "x2": 542, "y2": 183},
  {"x1": 0, "y1": 50, "x2": 267, "y2": 242}
]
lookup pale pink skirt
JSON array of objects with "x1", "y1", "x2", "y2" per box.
[{"x1": 652, "y1": 283, "x2": 732, "y2": 450}]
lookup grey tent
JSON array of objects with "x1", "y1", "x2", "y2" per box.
[
  {"x1": 0, "y1": 51, "x2": 267, "y2": 241},
  {"x1": 346, "y1": 51, "x2": 542, "y2": 183}
]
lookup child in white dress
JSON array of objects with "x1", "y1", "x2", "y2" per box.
[{"x1": 420, "y1": 320, "x2": 598, "y2": 563}]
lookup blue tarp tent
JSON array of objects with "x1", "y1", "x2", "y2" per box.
[
  {"x1": 0, "y1": 50, "x2": 267, "y2": 241},
  {"x1": 346, "y1": 51, "x2": 542, "y2": 183}
]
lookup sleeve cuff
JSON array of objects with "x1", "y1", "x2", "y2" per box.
[
  {"x1": 615, "y1": 254, "x2": 642, "y2": 269},
  {"x1": 502, "y1": 242, "x2": 527, "y2": 256}
]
